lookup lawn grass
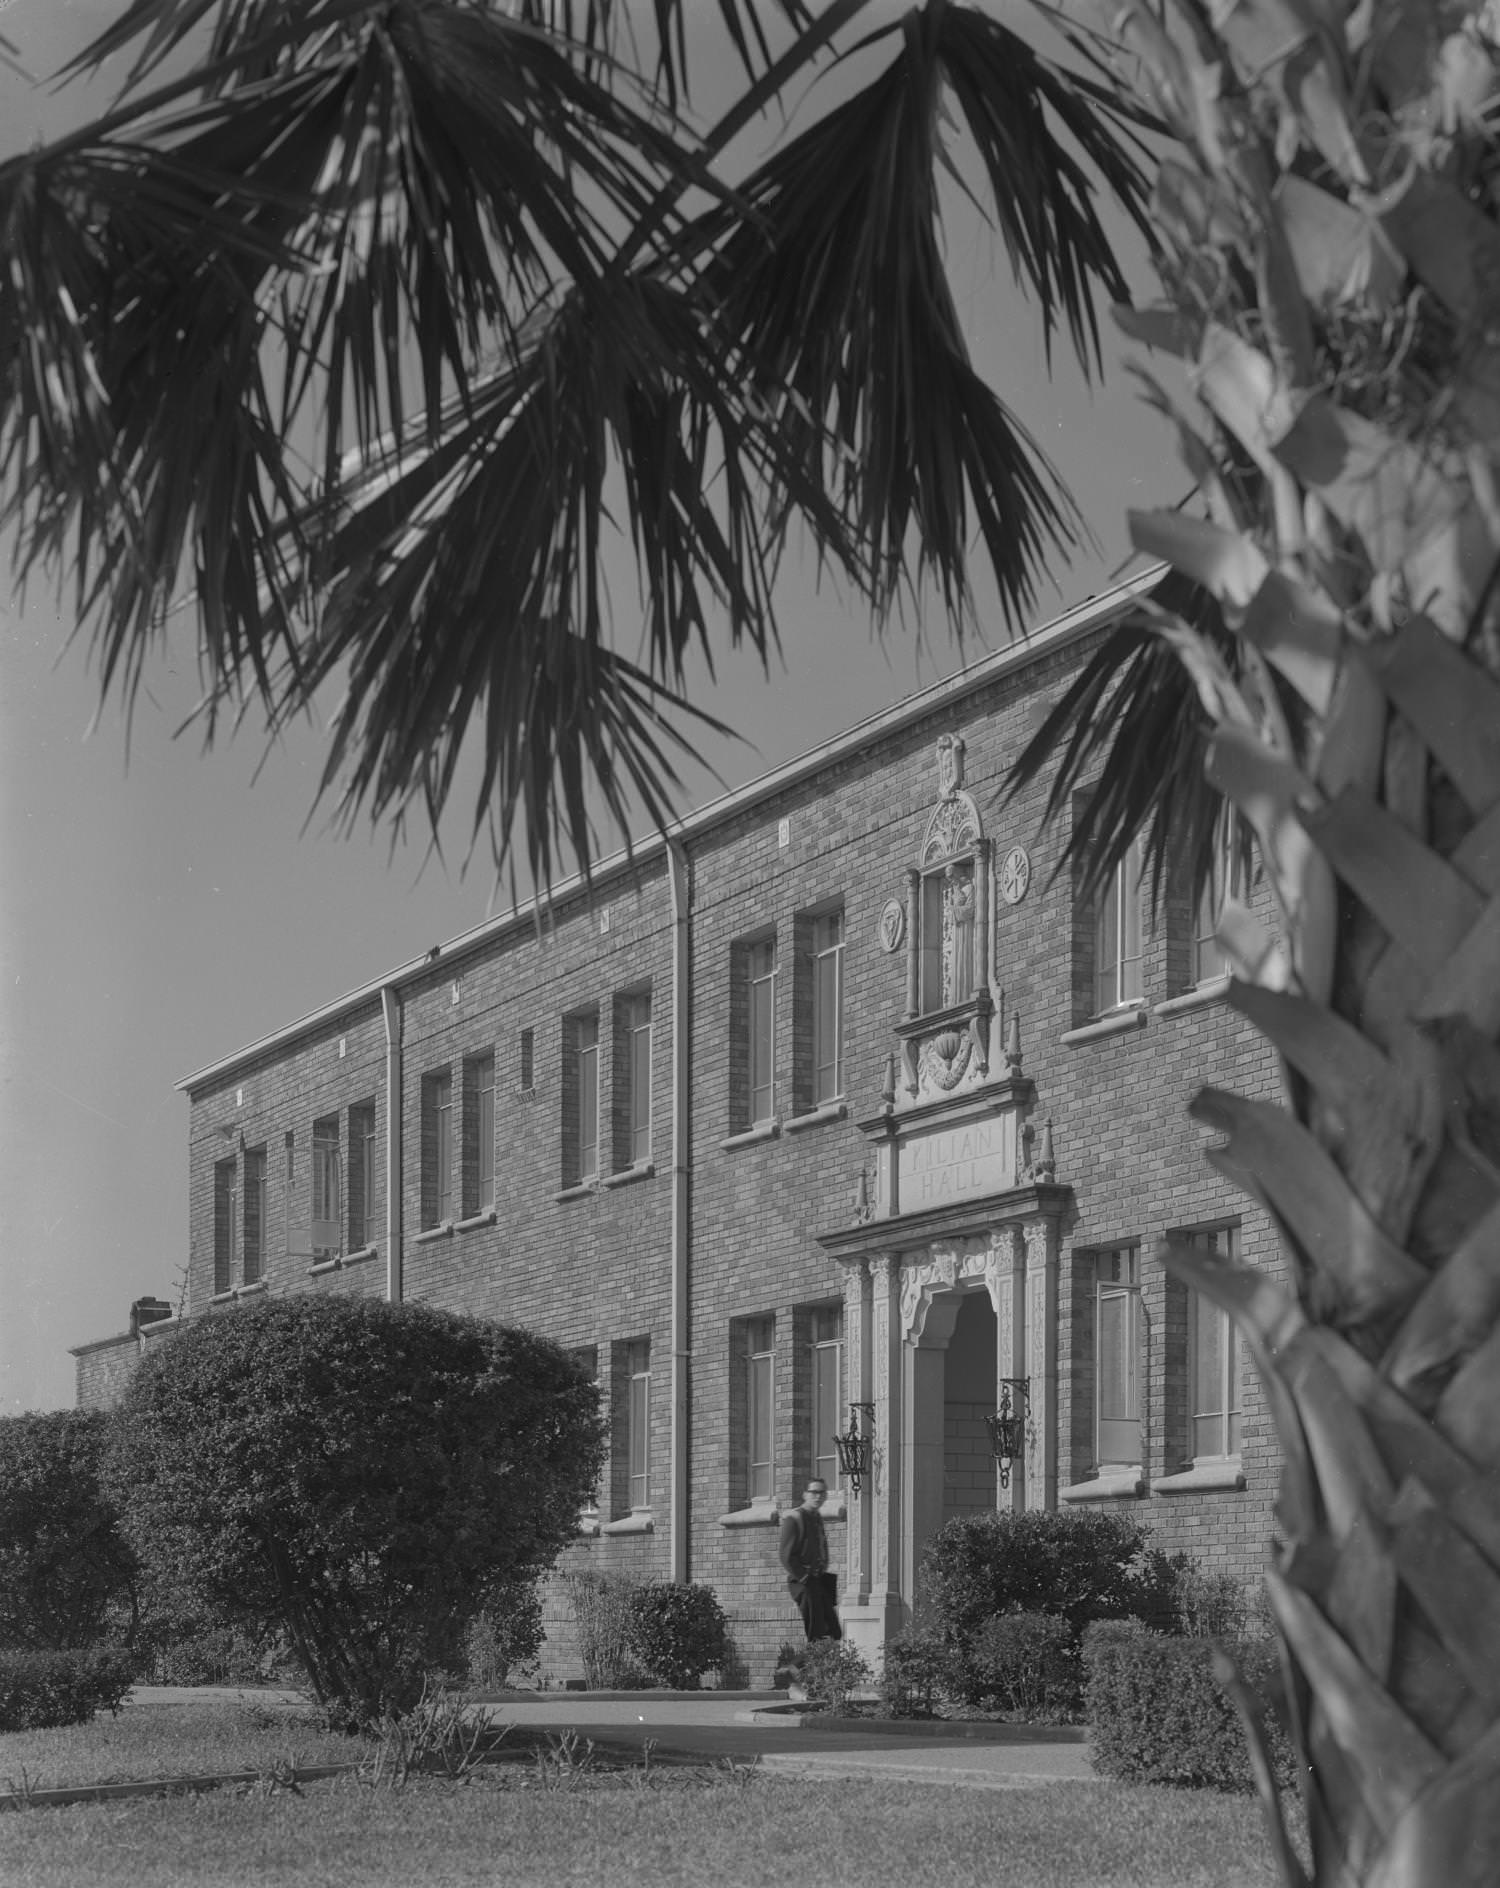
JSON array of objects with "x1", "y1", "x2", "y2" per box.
[
  {"x1": 0, "y1": 1705, "x2": 367, "y2": 1791},
  {"x1": 0, "y1": 1771, "x2": 1286, "y2": 1888}
]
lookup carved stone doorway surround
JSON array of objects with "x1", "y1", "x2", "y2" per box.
[{"x1": 821, "y1": 1193, "x2": 1066, "y2": 1669}]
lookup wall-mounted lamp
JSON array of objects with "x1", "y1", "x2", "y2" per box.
[
  {"x1": 834, "y1": 1402, "x2": 876, "y2": 1494},
  {"x1": 985, "y1": 1379, "x2": 1031, "y2": 1489}
]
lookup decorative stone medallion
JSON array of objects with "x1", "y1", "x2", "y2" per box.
[
  {"x1": 999, "y1": 845, "x2": 1031, "y2": 905},
  {"x1": 878, "y1": 897, "x2": 906, "y2": 953}
]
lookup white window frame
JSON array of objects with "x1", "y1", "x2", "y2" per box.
[
  {"x1": 626, "y1": 1338, "x2": 651, "y2": 1511},
  {"x1": 811, "y1": 912, "x2": 844, "y2": 1104},
  {"x1": 747, "y1": 938, "x2": 777, "y2": 1125},
  {"x1": 312, "y1": 1114, "x2": 342, "y2": 1257},
  {"x1": 574, "y1": 1013, "x2": 600, "y2": 1183},
  {"x1": 1187, "y1": 1226, "x2": 1243, "y2": 1463},
  {"x1": 242, "y1": 1146, "x2": 266, "y2": 1286},
  {"x1": 811, "y1": 1305, "x2": 842, "y2": 1490},
  {"x1": 214, "y1": 1158, "x2": 238, "y2": 1293},
  {"x1": 1193, "y1": 818, "x2": 1246, "y2": 986},
  {"x1": 1094, "y1": 1246, "x2": 1141, "y2": 1471},
  {"x1": 747, "y1": 1316, "x2": 775, "y2": 1503},
  {"x1": 463, "y1": 1054, "x2": 495, "y2": 1215},
  {"x1": 626, "y1": 992, "x2": 652, "y2": 1166},
  {"x1": 1095, "y1": 839, "x2": 1145, "y2": 1014},
  {"x1": 349, "y1": 1101, "x2": 377, "y2": 1248}
]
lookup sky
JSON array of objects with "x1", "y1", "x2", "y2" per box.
[{"x1": 0, "y1": 0, "x2": 1176, "y2": 1412}]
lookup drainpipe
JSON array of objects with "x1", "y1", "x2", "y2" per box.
[
  {"x1": 667, "y1": 840, "x2": 691, "y2": 1583},
  {"x1": 382, "y1": 986, "x2": 403, "y2": 1304}
]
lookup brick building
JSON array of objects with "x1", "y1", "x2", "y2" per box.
[{"x1": 74, "y1": 568, "x2": 1283, "y2": 1681}]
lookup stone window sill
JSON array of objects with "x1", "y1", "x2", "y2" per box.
[
  {"x1": 603, "y1": 1162, "x2": 655, "y2": 1190},
  {"x1": 722, "y1": 1120, "x2": 780, "y2": 1151},
  {"x1": 414, "y1": 1221, "x2": 453, "y2": 1245},
  {"x1": 209, "y1": 1290, "x2": 235, "y2": 1306},
  {"x1": 1155, "y1": 1460, "x2": 1245, "y2": 1494},
  {"x1": 1060, "y1": 1006, "x2": 1148, "y2": 1048},
  {"x1": 234, "y1": 1279, "x2": 268, "y2": 1299},
  {"x1": 601, "y1": 1510, "x2": 655, "y2": 1536},
  {"x1": 786, "y1": 1101, "x2": 847, "y2": 1134},
  {"x1": 454, "y1": 1210, "x2": 497, "y2": 1233},
  {"x1": 1060, "y1": 1470, "x2": 1143, "y2": 1503},
  {"x1": 1154, "y1": 976, "x2": 1231, "y2": 1019},
  {"x1": 310, "y1": 1245, "x2": 379, "y2": 1277},
  {"x1": 554, "y1": 1181, "x2": 599, "y2": 1203},
  {"x1": 719, "y1": 1503, "x2": 781, "y2": 1528}
]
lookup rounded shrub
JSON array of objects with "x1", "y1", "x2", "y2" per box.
[
  {"x1": 961, "y1": 1610, "x2": 1082, "y2": 1717},
  {"x1": 801, "y1": 1639, "x2": 872, "y2": 1714},
  {"x1": 626, "y1": 1582, "x2": 730, "y2": 1690},
  {"x1": 106, "y1": 1296, "x2": 605, "y2": 1724},
  {"x1": 877, "y1": 1627, "x2": 955, "y2": 1718},
  {"x1": 0, "y1": 1411, "x2": 138, "y2": 1651},
  {"x1": 1083, "y1": 1625, "x2": 1295, "y2": 1791},
  {"x1": 920, "y1": 1508, "x2": 1176, "y2": 1643}
]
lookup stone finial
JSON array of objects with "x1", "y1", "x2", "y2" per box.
[
  {"x1": 882, "y1": 1052, "x2": 897, "y2": 1112},
  {"x1": 1005, "y1": 1011, "x2": 1023, "y2": 1076},
  {"x1": 937, "y1": 732, "x2": 965, "y2": 799},
  {"x1": 1035, "y1": 1118, "x2": 1056, "y2": 1181},
  {"x1": 852, "y1": 1169, "x2": 875, "y2": 1225}
]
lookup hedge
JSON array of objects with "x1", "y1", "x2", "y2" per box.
[
  {"x1": 0, "y1": 1647, "x2": 136, "y2": 1732},
  {"x1": 1084, "y1": 1625, "x2": 1297, "y2": 1792}
]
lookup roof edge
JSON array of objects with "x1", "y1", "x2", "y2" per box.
[{"x1": 177, "y1": 565, "x2": 1163, "y2": 1094}]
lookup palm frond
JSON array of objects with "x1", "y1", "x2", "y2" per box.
[
  {"x1": 1004, "y1": 572, "x2": 1246, "y2": 909},
  {"x1": 686, "y1": 0, "x2": 1150, "y2": 631},
  {"x1": 278, "y1": 275, "x2": 861, "y2": 870}
]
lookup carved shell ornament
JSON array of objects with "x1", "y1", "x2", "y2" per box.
[{"x1": 920, "y1": 1030, "x2": 973, "y2": 1091}]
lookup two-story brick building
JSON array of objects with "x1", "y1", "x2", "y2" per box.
[{"x1": 74, "y1": 566, "x2": 1284, "y2": 1681}]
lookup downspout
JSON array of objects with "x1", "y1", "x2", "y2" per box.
[
  {"x1": 667, "y1": 840, "x2": 691, "y2": 1583},
  {"x1": 382, "y1": 986, "x2": 403, "y2": 1304}
]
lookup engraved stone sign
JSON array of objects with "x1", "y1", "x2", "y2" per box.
[{"x1": 897, "y1": 1117, "x2": 1011, "y2": 1210}]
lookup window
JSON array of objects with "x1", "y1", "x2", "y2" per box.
[
  {"x1": 565, "y1": 1011, "x2": 600, "y2": 1185},
  {"x1": 1187, "y1": 1226, "x2": 1243, "y2": 1460},
  {"x1": 1193, "y1": 819, "x2": 1246, "y2": 985},
  {"x1": 463, "y1": 1054, "x2": 495, "y2": 1215},
  {"x1": 1095, "y1": 840, "x2": 1145, "y2": 1013},
  {"x1": 1094, "y1": 1246, "x2": 1141, "y2": 1468},
  {"x1": 746, "y1": 1316, "x2": 775, "y2": 1502},
  {"x1": 811, "y1": 912, "x2": 844, "y2": 1103},
  {"x1": 421, "y1": 1073, "x2": 452, "y2": 1227},
  {"x1": 569, "y1": 1347, "x2": 602, "y2": 1516},
  {"x1": 213, "y1": 1158, "x2": 238, "y2": 1294},
  {"x1": 242, "y1": 1148, "x2": 266, "y2": 1286},
  {"x1": 617, "y1": 990, "x2": 652, "y2": 1168},
  {"x1": 347, "y1": 1102, "x2": 376, "y2": 1249},
  {"x1": 519, "y1": 1026, "x2": 535, "y2": 1094},
  {"x1": 626, "y1": 1339, "x2": 651, "y2": 1510},
  {"x1": 811, "y1": 1305, "x2": 842, "y2": 1489},
  {"x1": 312, "y1": 1115, "x2": 341, "y2": 1257},
  {"x1": 748, "y1": 938, "x2": 777, "y2": 1125},
  {"x1": 920, "y1": 860, "x2": 976, "y2": 1013}
]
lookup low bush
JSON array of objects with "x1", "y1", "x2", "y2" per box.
[
  {"x1": 1169, "y1": 1561, "x2": 1250, "y2": 1642},
  {"x1": 564, "y1": 1573, "x2": 645, "y2": 1689},
  {"x1": 0, "y1": 1647, "x2": 136, "y2": 1731},
  {"x1": 920, "y1": 1509, "x2": 1177, "y2": 1644},
  {"x1": 801, "y1": 1640, "x2": 872, "y2": 1714},
  {"x1": 626, "y1": 1583, "x2": 729, "y2": 1690},
  {"x1": 463, "y1": 1582, "x2": 545, "y2": 1691},
  {"x1": 877, "y1": 1628, "x2": 954, "y2": 1718},
  {"x1": 1084, "y1": 1626, "x2": 1295, "y2": 1792},
  {"x1": 961, "y1": 1611, "x2": 1082, "y2": 1718},
  {"x1": 136, "y1": 1618, "x2": 292, "y2": 1688}
]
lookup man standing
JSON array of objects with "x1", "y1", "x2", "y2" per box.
[{"x1": 779, "y1": 1478, "x2": 841, "y2": 1642}]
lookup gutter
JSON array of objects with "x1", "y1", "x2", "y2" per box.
[
  {"x1": 382, "y1": 986, "x2": 403, "y2": 1304},
  {"x1": 174, "y1": 566, "x2": 1165, "y2": 1095},
  {"x1": 667, "y1": 839, "x2": 691, "y2": 1584}
]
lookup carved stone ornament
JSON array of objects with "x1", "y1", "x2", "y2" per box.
[
  {"x1": 919, "y1": 1030, "x2": 974, "y2": 1092},
  {"x1": 999, "y1": 845, "x2": 1031, "y2": 906},
  {"x1": 937, "y1": 733, "x2": 966, "y2": 800},
  {"x1": 878, "y1": 897, "x2": 906, "y2": 953},
  {"x1": 899, "y1": 1237, "x2": 1006, "y2": 1341}
]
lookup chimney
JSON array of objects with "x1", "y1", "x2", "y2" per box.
[{"x1": 130, "y1": 1297, "x2": 173, "y2": 1337}]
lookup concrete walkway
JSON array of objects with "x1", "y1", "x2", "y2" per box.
[{"x1": 127, "y1": 1687, "x2": 1099, "y2": 1793}]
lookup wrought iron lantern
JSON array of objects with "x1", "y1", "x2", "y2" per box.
[
  {"x1": 834, "y1": 1403, "x2": 876, "y2": 1494},
  {"x1": 985, "y1": 1379, "x2": 1031, "y2": 1489}
]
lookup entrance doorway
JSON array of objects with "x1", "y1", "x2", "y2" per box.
[{"x1": 904, "y1": 1285, "x2": 999, "y2": 1604}]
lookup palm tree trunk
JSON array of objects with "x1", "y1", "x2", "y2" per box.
[{"x1": 1085, "y1": 0, "x2": 1500, "y2": 1877}]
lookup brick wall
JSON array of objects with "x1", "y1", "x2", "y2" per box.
[{"x1": 79, "y1": 599, "x2": 1288, "y2": 1681}]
